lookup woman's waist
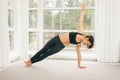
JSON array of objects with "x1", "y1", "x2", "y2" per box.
[{"x1": 59, "y1": 34, "x2": 70, "y2": 46}]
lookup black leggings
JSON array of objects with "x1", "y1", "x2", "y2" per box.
[{"x1": 30, "y1": 36, "x2": 65, "y2": 63}]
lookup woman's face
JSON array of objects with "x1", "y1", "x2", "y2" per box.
[{"x1": 82, "y1": 37, "x2": 91, "y2": 47}]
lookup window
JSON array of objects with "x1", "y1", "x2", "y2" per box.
[
  {"x1": 29, "y1": 10, "x2": 38, "y2": 28},
  {"x1": 43, "y1": 0, "x2": 95, "y2": 50},
  {"x1": 28, "y1": 0, "x2": 95, "y2": 51},
  {"x1": 29, "y1": 32, "x2": 39, "y2": 50}
]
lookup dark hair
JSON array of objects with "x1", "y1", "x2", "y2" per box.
[{"x1": 86, "y1": 35, "x2": 94, "y2": 49}]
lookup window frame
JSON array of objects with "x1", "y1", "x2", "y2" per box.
[
  {"x1": 8, "y1": 5, "x2": 15, "y2": 51},
  {"x1": 8, "y1": 0, "x2": 19, "y2": 62}
]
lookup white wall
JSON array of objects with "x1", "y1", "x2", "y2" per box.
[{"x1": 0, "y1": 0, "x2": 10, "y2": 68}]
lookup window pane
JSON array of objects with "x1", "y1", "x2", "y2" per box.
[
  {"x1": 62, "y1": 0, "x2": 95, "y2": 7},
  {"x1": 9, "y1": 31, "x2": 14, "y2": 50},
  {"x1": 43, "y1": 10, "x2": 52, "y2": 29},
  {"x1": 44, "y1": 0, "x2": 95, "y2": 8},
  {"x1": 43, "y1": 10, "x2": 60, "y2": 30},
  {"x1": 62, "y1": 10, "x2": 80, "y2": 30},
  {"x1": 29, "y1": 0, "x2": 38, "y2": 8},
  {"x1": 29, "y1": 32, "x2": 39, "y2": 50},
  {"x1": 8, "y1": 9, "x2": 14, "y2": 28},
  {"x1": 62, "y1": 10, "x2": 94, "y2": 30},
  {"x1": 84, "y1": 10, "x2": 94, "y2": 30},
  {"x1": 43, "y1": 0, "x2": 61, "y2": 8},
  {"x1": 61, "y1": 0, "x2": 82, "y2": 7},
  {"x1": 29, "y1": 10, "x2": 38, "y2": 28},
  {"x1": 44, "y1": 10, "x2": 94, "y2": 30},
  {"x1": 84, "y1": 0, "x2": 95, "y2": 7}
]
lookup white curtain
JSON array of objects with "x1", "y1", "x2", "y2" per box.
[
  {"x1": 16, "y1": 0, "x2": 29, "y2": 59},
  {"x1": 95, "y1": 0, "x2": 120, "y2": 62},
  {"x1": 0, "y1": 0, "x2": 10, "y2": 68}
]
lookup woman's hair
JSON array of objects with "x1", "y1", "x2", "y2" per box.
[{"x1": 85, "y1": 35, "x2": 94, "y2": 49}]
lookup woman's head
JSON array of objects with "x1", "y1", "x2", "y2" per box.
[{"x1": 82, "y1": 35, "x2": 94, "y2": 49}]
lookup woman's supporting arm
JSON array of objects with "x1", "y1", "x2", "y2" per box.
[{"x1": 76, "y1": 44, "x2": 87, "y2": 69}]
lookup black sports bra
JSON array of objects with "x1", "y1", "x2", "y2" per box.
[{"x1": 69, "y1": 32, "x2": 83, "y2": 44}]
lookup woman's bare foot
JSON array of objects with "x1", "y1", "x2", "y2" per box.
[{"x1": 24, "y1": 60, "x2": 32, "y2": 67}]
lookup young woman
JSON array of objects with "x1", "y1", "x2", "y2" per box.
[{"x1": 24, "y1": 3, "x2": 94, "y2": 69}]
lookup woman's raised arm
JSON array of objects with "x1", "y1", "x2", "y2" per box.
[{"x1": 78, "y1": 3, "x2": 85, "y2": 33}]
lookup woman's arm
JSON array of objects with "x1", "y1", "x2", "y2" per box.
[
  {"x1": 76, "y1": 44, "x2": 87, "y2": 69},
  {"x1": 78, "y1": 3, "x2": 85, "y2": 33}
]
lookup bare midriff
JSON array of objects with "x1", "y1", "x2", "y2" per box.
[{"x1": 59, "y1": 33, "x2": 70, "y2": 46}]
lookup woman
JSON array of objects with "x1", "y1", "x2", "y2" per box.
[{"x1": 24, "y1": 3, "x2": 94, "y2": 69}]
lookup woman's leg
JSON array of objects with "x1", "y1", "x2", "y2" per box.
[
  {"x1": 24, "y1": 36, "x2": 64, "y2": 67},
  {"x1": 30, "y1": 36, "x2": 58, "y2": 63},
  {"x1": 24, "y1": 36, "x2": 57, "y2": 67},
  {"x1": 30, "y1": 36, "x2": 64, "y2": 63}
]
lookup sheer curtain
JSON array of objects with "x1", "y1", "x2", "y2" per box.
[
  {"x1": 95, "y1": 0, "x2": 120, "y2": 62},
  {"x1": 0, "y1": 0, "x2": 10, "y2": 68}
]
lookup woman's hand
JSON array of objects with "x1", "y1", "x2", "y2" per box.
[{"x1": 82, "y1": 3, "x2": 86, "y2": 11}]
